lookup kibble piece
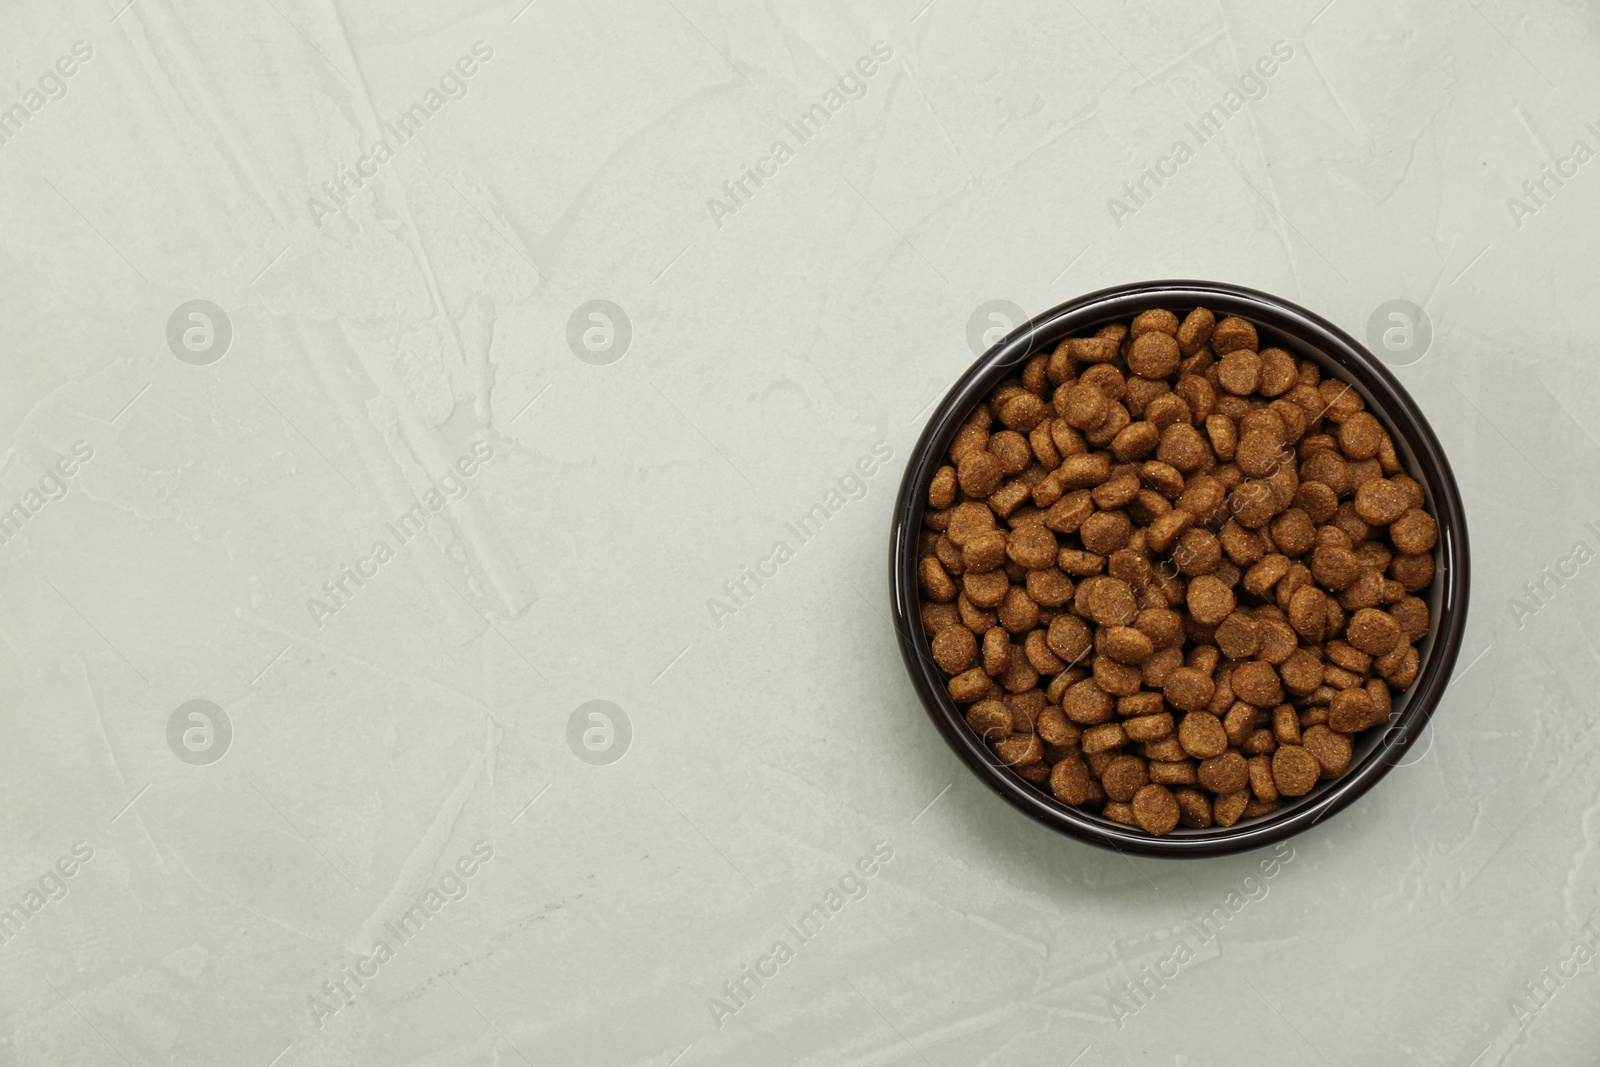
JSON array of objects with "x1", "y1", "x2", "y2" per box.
[
  {"x1": 1338, "y1": 412, "x2": 1384, "y2": 459},
  {"x1": 982, "y1": 626, "x2": 1010, "y2": 675},
  {"x1": 929, "y1": 466, "x2": 957, "y2": 508},
  {"x1": 1160, "y1": 667, "x2": 1212, "y2": 713},
  {"x1": 1007, "y1": 524, "x2": 1058, "y2": 570},
  {"x1": 1327, "y1": 688, "x2": 1379, "y2": 733},
  {"x1": 1346, "y1": 607, "x2": 1403, "y2": 655},
  {"x1": 1172, "y1": 787, "x2": 1211, "y2": 827},
  {"x1": 1287, "y1": 586, "x2": 1329, "y2": 642},
  {"x1": 945, "y1": 502, "x2": 997, "y2": 547},
  {"x1": 1049, "y1": 757, "x2": 1096, "y2": 804},
  {"x1": 1075, "y1": 576, "x2": 1140, "y2": 626},
  {"x1": 1101, "y1": 755, "x2": 1149, "y2": 802},
  {"x1": 1128, "y1": 332, "x2": 1182, "y2": 379},
  {"x1": 1279, "y1": 648, "x2": 1324, "y2": 695},
  {"x1": 1061, "y1": 678, "x2": 1115, "y2": 725},
  {"x1": 958, "y1": 451, "x2": 1003, "y2": 498},
  {"x1": 1081, "y1": 722, "x2": 1127, "y2": 755},
  {"x1": 1080, "y1": 511, "x2": 1133, "y2": 555},
  {"x1": 948, "y1": 668, "x2": 991, "y2": 703},
  {"x1": 1000, "y1": 393, "x2": 1048, "y2": 431},
  {"x1": 931, "y1": 625, "x2": 977, "y2": 673},
  {"x1": 1214, "y1": 612, "x2": 1261, "y2": 659},
  {"x1": 962, "y1": 568, "x2": 1010, "y2": 608},
  {"x1": 1101, "y1": 625, "x2": 1155, "y2": 665},
  {"x1": 1177, "y1": 710, "x2": 1228, "y2": 758},
  {"x1": 1301, "y1": 725, "x2": 1352, "y2": 778},
  {"x1": 1271, "y1": 745, "x2": 1321, "y2": 796},
  {"x1": 1212, "y1": 789, "x2": 1250, "y2": 827},
  {"x1": 921, "y1": 557, "x2": 957, "y2": 602},
  {"x1": 962, "y1": 530, "x2": 1008, "y2": 573},
  {"x1": 1177, "y1": 307, "x2": 1215, "y2": 355},
  {"x1": 1217, "y1": 350, "x2": 1263, "y2": 396},
  {"x1": 1354, "y1": 478, "x2": 1412, "y2": 526},
  {"x1": 1197, "y1": 751, "x2": 1250, "y2": 794},
  {"x1": 1390, "y1": 552, "x2": 1434, "y2": 592},
  {"x1": 1131, "y1": 308, "x2": 1179, "y2": 338},
  {"x1": 1210, "y1": 316, "x2": 1258, "y2": 354},
  {"x1": 1186, "y1": 575, "x2": 1236, "y2": 626},
  {"x1": 1247, "y1": 754, "x2": 1280, "y2": 802},
  {"x1": 1231, "y1": 660, "x2": 1285, "y2": 707},
  {"x1": 966, "y1": 699, "x2": 1012, "y2": 739},
  {"x1": 1390, "y1": 508, "x2": 1437, "y2": 555},
  {"x1": 1131, "y1": 784, "x2": 1181, "y2": 835},
  {"x1": 1149, "y1": 759, "x2": 1199, "y2": 785}
]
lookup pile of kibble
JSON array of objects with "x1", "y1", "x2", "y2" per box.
[{"x1": 917, "y1": 308, "x2": 1438, "y2": 836}]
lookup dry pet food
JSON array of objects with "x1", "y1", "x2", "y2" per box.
[{"x1": 917, "y1": 307, "x2": 1438, "y2": 836}]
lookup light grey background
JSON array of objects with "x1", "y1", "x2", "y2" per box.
[{"x1": 2, "y1": 0, "x2": 1597, "y2": 1064}]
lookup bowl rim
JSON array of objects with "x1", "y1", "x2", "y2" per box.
[{"x1": 889, "y1": 280, "x2": 1471, "y2": 858}]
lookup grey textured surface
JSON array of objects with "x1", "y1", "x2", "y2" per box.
[{"x1": 2, "y1": 0, "x2": 1598, "y2": 1064}]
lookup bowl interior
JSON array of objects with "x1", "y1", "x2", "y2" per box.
[{"x1": 891, "y1": 281, "x2": 1469, "y2": 856}]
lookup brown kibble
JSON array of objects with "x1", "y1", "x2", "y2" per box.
[
  {"x1": 1177, "y1": 307, "x2": 1215, "y2": 355},
  {"x1": 1210, "y1": 316, "x2": 1258, "y2": 354},
  {"x1": 1231, "y1": 660, "x2": 1285, "y2": 707},
  {"x1": 1061, "y1": 678, "x2": 1115, "y2": 725},
  {"x1": 1390, "y1": 508, "x2": 1438, "y2": 554},
  {"x1": 1186, "y1": 575, "x2": 1236, "y2": 626},
  {"x1": 1198, "y1": 751, "x2": 1250, "y2": 794},
  {"x1": 1217, "y1": 350, "x2": 1263, "y2": 396},
  {"x1": 1081, "y1": 722, "x2": 1128, "y2": 755},
  {"x1": 1215, "y1": 612, "x2": 1262, "y2": 659},
  {"x1": 1346, "y1": 607, "x2": 1404, "y2": 655},
  {"x1": 999, "y1": 392, "x2": 1048, "y2": 432},
  {"x1": 966, "y1": 699, "x2": 1011, "y2": 739},
  {"x1": 931, "y1": 625, "x2": 977, "y2": 673},
  {"x1": 1288, "y1": 585, "x2": 1329, "y2": 641},
  {"x1": 945, "y1": 502, "x2": 997, "y2": 547},
  {"x1": 1129, "y1": 332, "x2": 1182, "y2": 379},
  {"x1": 1301, "y1": 725, "x2": 1352, "y2": 778},
  {"x1": 1328, "y1": 688, "x2": 1380, "y2": 733},
  {"x1": 1157, "y1": 423, "x2": 1211, "y2": 472},
  {"x1": 920, "y1": 306, "x2": 1438, "y2": 835},
  {"x1": 1080, "y1": 510, "x2": 1133, "y2": 555},
  {"x1": 1213, "y1": 789, "x2": 1250, "y2": 827},
  {"x1": 958, "y1": 451, "x2": 1003, "y2": 498},
  {"x1": 1149, "y1": 759, "x2": 1199, "y2": 785},
  {"x1": 1338, "y1": 412, "x2": 1384, "y2": 460},
  {"x1": 1100, "y1": 755, "x2": 1150, "y2": 802},
  {"x1": 1173, "y1": 787, "x2": 1212, "y2": 827},
  {"x1": 1279, "y1": 648, "x2": 1324, "y2": 695},
  {"x1": 1075, "y1": 576, "x2": 1140, "y2": 626},
  {"x1": 1354, "y1": 478, "x2": 1411, "y2": 526},
  {"x1": 921, "y1": 557, "x2": 957, "y2": 602},
  {"x1": 948, "y1": 668, "x2": 991, "y2": 703},
  {"x1": 1131, "y1": 784, "x2": 1181, "y2": 835},
  {"x1": 1177, "y1": 710, "x2": 1228, "y2": 758},
  {"x1": 1271, "y1": 745, "x2": 1321, "y2": 796},
  {"x1": 962, "y1": 568, "x2": 1010, "y2": 608},
  {"x1": 1101, "y1": 625, "x2": 1155, "y2": 664},
  {"x1": 1007, "y1": 524, "x2": 1058, "y2": 570},
  {"x1": 1155, "y1": 663, "x2": 1211, "y2": 711}
]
